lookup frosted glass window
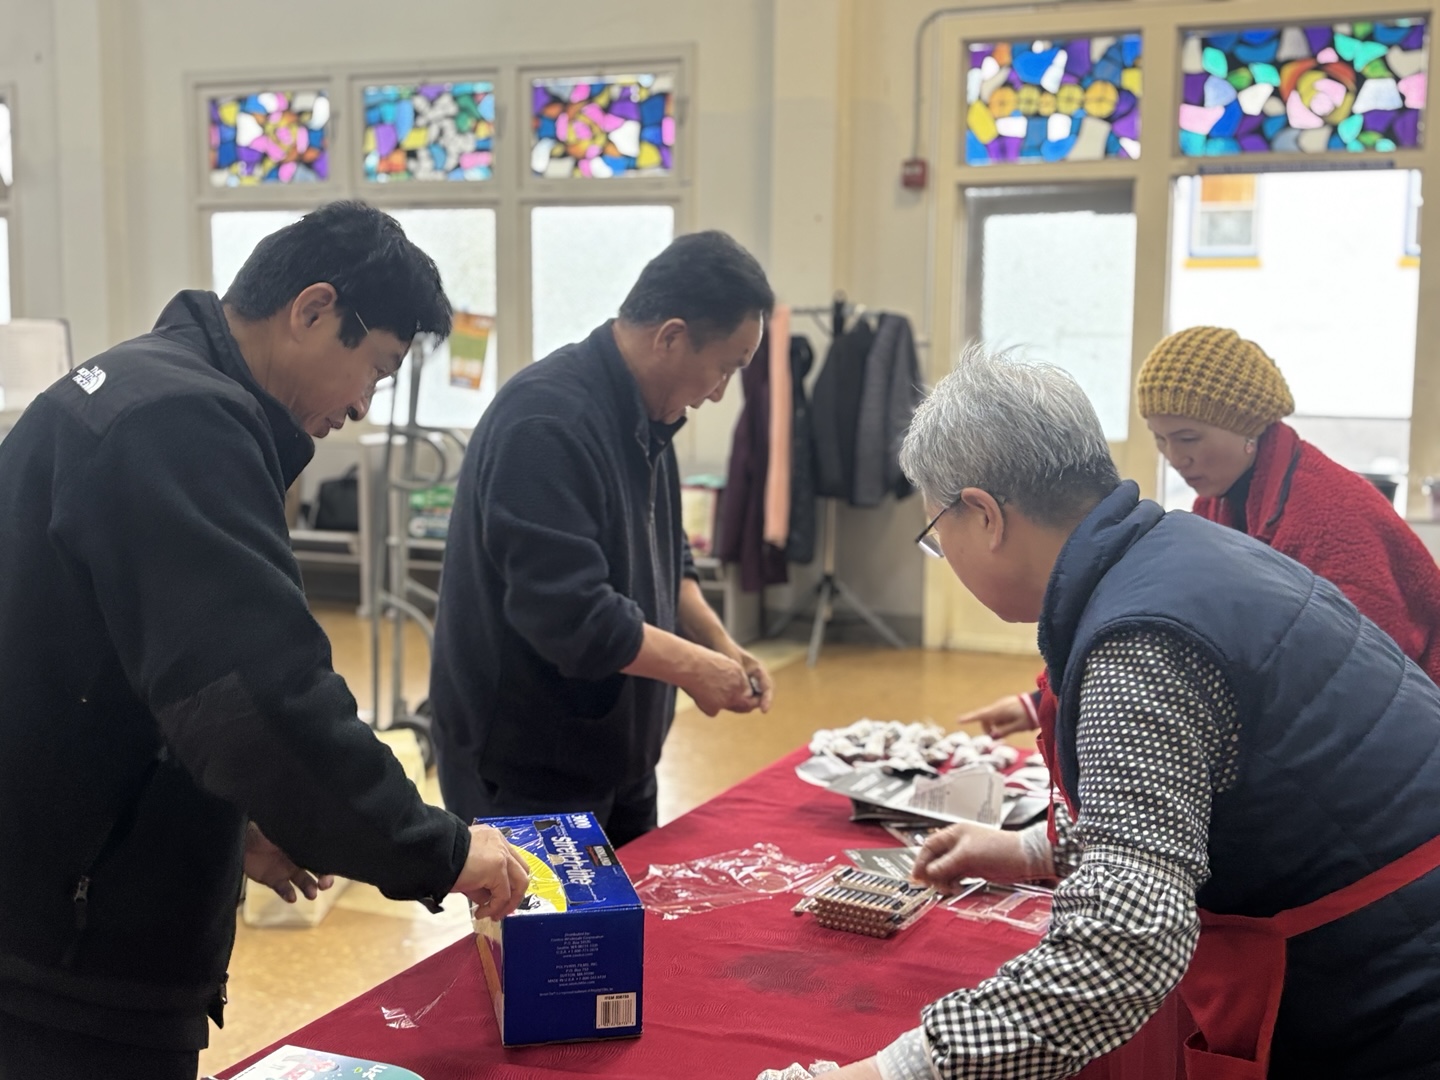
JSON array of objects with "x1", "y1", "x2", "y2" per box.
[
  {"x1": 371, "y1": 208, "x2": 498, "y2": 429},
  {"x1": 210, "y1": 210, "x2": 305, "y2": 295},
  {"x1": 973, "y1": 193, "x2": 1136, "y2": 440},
  {"x1": 530, "y1": 204, "x2": 674, "y2": 360},
  {"x1": 0, "y1": 217, "x2": 10, "y2": 325}
]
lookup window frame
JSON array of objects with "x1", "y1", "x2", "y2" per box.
[{"x1": 188, "y1": 48, "x2": 693, "y2": 395}]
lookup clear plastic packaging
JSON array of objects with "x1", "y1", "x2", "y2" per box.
[
  {"x1": 631, "y1": 842, "x2": 835, "y2": 919},
  {"x1": 942, "y1": 881, "x2": 1053, "y2": 934},
  {"x1": 376, "y1": 966, "x2": 464, "y2": 1029}
]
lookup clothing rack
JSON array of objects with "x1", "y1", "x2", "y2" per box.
[
  {"x1": 367, "y1": 337, "x2": 469, "y2": 766},
  {"x1": 770, "y1": 294, "x2": 907, "y2": 666}
]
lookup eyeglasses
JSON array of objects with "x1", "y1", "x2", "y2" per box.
[
  {"x1": 915, "y1": 493, "x2": 1005, "y2": 558},
  {"x1": 354, "y1": 310, "x2": 371, "y2": 336}
]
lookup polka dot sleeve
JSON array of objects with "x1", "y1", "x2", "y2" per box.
[{"x1": 906, "y1": 628, "x2": 1238, "y2": 1080}]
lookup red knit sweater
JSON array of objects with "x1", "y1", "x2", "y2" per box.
[{"x1": 1192, "y1": 421, "x2": 1440, "y2": 684}]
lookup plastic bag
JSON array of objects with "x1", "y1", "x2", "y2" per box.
[
  {"x1": 376, "y1": 967, "x2": 464, "y2": 1029},
  {"x1": 756, "y1": 1061, "x2": 839, "y2": 1079},
  {"x1": 631, "y1": 842, "x2": 835, "y2": 919},
  {"x1": 944, "y1": 881, "x2": 1053, "y2": 934}
]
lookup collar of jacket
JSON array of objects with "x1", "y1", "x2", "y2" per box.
[
  {"x1": 151, "y1": 290, "x2": 315, "y2": 488},
  {"x1": 1193, "y1": 421, "x2": 1304, "y2": 542},
  {"x1": 588, "y1": 319, "x2": 686, "y2": 457},
  {"x1": 1037, "y1": 480, "x2": 1166, "y2": 688}
]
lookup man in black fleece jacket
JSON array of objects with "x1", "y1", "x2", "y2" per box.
[
  {"x1": 0, "y1": 203, "x2": 528, "y2": 1079},
  {"x1": 431, "y1": 231, "x2": 775, "y2": 846}
]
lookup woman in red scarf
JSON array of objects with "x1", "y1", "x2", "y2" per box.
[{"x1": 968, "y1": 325, "x2": 1440, "y2": 737}]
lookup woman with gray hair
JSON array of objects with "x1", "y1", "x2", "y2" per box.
[{"x1": 822, "y1": 346, "x2": 1440, "y2": 1080}]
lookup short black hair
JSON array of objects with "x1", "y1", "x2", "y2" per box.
[
  {"x1": 223, "y1": 201, "x2": 452, "y2": 347},
  {"x1": 618, "y1": 230, "x2": 774, "y2": 346}
]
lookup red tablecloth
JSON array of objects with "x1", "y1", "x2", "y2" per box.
[{"x1": 219, "y1": 750, "x2": 1182, "y2": 1079}]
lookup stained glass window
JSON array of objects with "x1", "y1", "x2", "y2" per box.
[
  {"x1": 1178, "y1": 19, "x2": 1429, "y2": 156},
  {"x1": 531, "y1": 74, "x2": 675, "y2": 178},
  {"x1": 966, "y1": 35, "x2": 1143, "y2": 165},
  {"x1": 0, "y1": 98, "x2": 11, "y2": 188},
  {"x1": 209, "y1": 90, "x2": 329, "y2": 187},
  {"x1": 363, "y1": 82, "x2": 495, "y2": 182}
]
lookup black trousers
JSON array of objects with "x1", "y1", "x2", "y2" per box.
[
  {"x1": 435, "y1": 740, "x2": 658, "y2": 848},
  {"x1": 0, "y1": 1009, "x2": 198, "y2": 1080}
]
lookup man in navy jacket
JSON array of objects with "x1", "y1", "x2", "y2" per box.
[
  {"x1": 0, "y1": 203, "x2": 528, "y2": 1078},
  {"x1": 431, "y1": 231, "x2": 776, "y2": 845}
]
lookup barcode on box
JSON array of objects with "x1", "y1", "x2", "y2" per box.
[{"x1": 595, "y1": 992, "x2": 636, "y2": 1029}]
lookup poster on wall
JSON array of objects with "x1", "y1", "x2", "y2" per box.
[{"x1": 449, "y1": 312, "x2": 494, "y2": 390}]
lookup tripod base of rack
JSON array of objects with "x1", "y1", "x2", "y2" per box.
[{"x1": 770, "y1": 572, "x2": 907, "y2": 667}]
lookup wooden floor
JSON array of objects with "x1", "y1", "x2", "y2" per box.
[{"x1": 197, "y1": 603, "x2": 1040, "y2": 1076}]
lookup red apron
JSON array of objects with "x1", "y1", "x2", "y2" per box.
[
  {"x1": 1176, "y1": 833, "x2": 1440, "y2": 1079},
  {"x1": 1034, "y1": 673, "x2": 1440, "y2": 1079}
]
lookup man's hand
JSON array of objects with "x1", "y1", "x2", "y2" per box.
[
  {"x1": 683, "y1": 649, "x2": 756, "y2": 716},
  {"x1": 454, "y1": 824, "x2": 531, "y2": 919},
  {"x1": 244, "y1": 822, "x2": 335, "y2": 904},
  {"x1": 911, "y1": 821, "x2": 1036, "y2": 891},
  {"x1": 957, "y1": 693, "x2": 1036, "y2": 739},
  {"x1": 722, "y1": 644, "x2": 774, "y2": 713}
]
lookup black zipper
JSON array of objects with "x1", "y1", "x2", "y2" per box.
[
  {"x1": 71, "y1": 875, "x2": 91, "y2": 931},
  {"x1": 63, "y1": 753, "x2": 164, "y2": 966}
]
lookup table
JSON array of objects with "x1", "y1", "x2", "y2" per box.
[{"x1": 219, "y1": 750, "x2": 1183, "y2": 1079}]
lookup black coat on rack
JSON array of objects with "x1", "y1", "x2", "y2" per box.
[
  {"x1": 810, "y1": 315, "x2": 874, "y2": 501},
  {"x1": 785, "y1": 336, "x2": 817, "y2": 565}
]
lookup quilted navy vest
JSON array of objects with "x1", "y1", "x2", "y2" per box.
[{"x1": 1039, "y1": 482, "x2": 1440, "y2": 1078}]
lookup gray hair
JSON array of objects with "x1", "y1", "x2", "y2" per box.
[{"x1": 900, "y1": 343, "x2": 1120, "y2": 527}]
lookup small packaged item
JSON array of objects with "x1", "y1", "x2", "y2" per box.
[{"x1": 793, "y1": 866, "x2": 938, "y2": 938}]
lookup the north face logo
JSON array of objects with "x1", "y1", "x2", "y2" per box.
[{"x1": 72, "y1": 366, "x2": 106, "y2": 395}]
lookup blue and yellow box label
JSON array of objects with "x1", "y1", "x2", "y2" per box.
[{"x1": 474, "y1": 813, "x2": 644, "y2": 1046}]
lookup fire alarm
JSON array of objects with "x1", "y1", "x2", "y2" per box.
[{"x1": 901, "y1": 158, "x2": 928, "y2": 191}]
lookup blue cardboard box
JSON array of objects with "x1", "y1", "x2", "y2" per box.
[{"x1": 473, "y1": 813, "x2": 644, "y2": 1047}]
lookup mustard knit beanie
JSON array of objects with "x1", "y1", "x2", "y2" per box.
[{"x1": 1137, "y1": 326, "x2": 1295, "y2": 439}]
